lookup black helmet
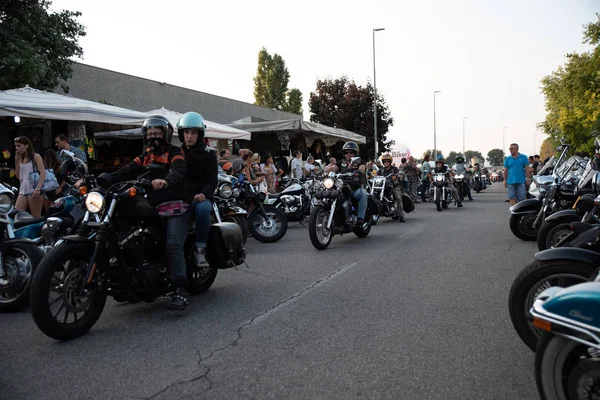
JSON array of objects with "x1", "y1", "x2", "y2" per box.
[
  {"x1": 342, "y1": 141, "x2": 360, "y2": 156},
  {"x1": 456, "y1": 155, "x2": 464, "y2": 163},
  {"x1": 142, "y1": 115, "x2": 173, "y2": 153}
]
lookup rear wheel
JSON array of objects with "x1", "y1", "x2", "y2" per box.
[
  {"x1": 537, "y1": 221, "x2": 573, "y2": 251},
  {"x1": 308, "y1": 205, "x2": 333, "y2": 250},
  {"x1": 508, "y1": 259, "x2": 594, "y2": 351},
  {"x1": 186, "y1": 245, "x2": 218, "y2": 295},
  {"x1": 0, "y1": 242, "x2": 44, "y2": 312},
  {"x1": 30, "y1": 241, "x2": 107, "y2": 341},
  {"x1": 248, "y1": 206, "x2": 288, "y2": 243}
]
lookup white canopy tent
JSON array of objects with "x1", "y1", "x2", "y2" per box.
[
  {"x1": 0, "y1": 86, "x2": 148, "y2": 125},
  {"x1": 228, "y1": 118, "x2": 366, "y2": 145}
]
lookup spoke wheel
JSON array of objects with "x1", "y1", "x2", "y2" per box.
[
  {"x1": 308, "y1": 205, "x2": 333, "y2": 250},
  {"x1": 0, "y1": 243, "x2": 43, "y2": 312}
]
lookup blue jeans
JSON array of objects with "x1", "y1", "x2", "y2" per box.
[
  {"x1": 352, "y1": 188, "x2": 368, "y2": 220},
  {"x1": 193, "y1": 199, "x2": 213, "y2": 247},
  {"x1": 507, "y1": 183, "x2": 526, "y2": 202},
  {"x1": 165, "y1": 209, "x2": 192, "y2": 287}
]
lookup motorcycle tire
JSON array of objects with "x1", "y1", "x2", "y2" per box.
[
  {"x1": 353, "y1": 216, "x2": 372, "y2": 238},
  {"x1": 186, "y1": 245, "x2": 218, "y2": 295},
  {"x1": 509, "y1": 213, "x2": 538, "y2": 241},
  {"x1": 537, "y1": 221, "x2": 573, "y2": 251},
  {"x1": 508, "y1": 259, "x2": 595, "y2": 352},
  {"x1": 248, "y1": 206, "x2": 288, "y2": 243},
  {"x1": 30, "y1": 241, "x2": 107, "y2": 341},
  {"x1": 0, "y1": 242, "x2": 44, "y2": 312},
  {"x1": 535, "y1": 333, "x2": 591, "y2": 400},
  {"x1": 308, "y1": 205, "x2": 333, "y2": 250},
  {"x1": 442, "y1": 201, "x2": 448, "y2": 209},
  {"x1": 222, "y1": 214, "x2": 249, "y2": 244},
  {"x1": 435, "y1": 188, "x2": 442, "y2": 212}
]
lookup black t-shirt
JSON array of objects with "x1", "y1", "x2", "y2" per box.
[{"x1": 433, "y1": 165, "x2": 449, "y2": 174}]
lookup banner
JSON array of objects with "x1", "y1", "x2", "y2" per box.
[{"x1": 390, "y1": 143, "x2": 411, "y2": 166}]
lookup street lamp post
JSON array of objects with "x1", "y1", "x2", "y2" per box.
[
  {"x1": 433, "y1": 91, "x2": 441, "y2": 159},
  {"x1": 372, "y1": 28, "x2": 385, "y2": 160},
  {"x1": 462, "y1": 116, "x2": 468, "y2": 155}
]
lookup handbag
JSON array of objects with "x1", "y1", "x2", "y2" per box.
[{"x1": 29, "y1": 159, "x2": 59, "y2": 193}]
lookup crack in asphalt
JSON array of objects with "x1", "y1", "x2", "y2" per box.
[
  {"x1": 142, "y1": 259, "x2": 360, "y2": 399},
  {"x1": 235, "y1": 268, "x2": 312, "y2": 283}
]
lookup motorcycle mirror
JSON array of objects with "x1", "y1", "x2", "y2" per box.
[
  {"x1": 560, "y1": 135, "x2": 567, "y2": 145},
  {"x1": 60, "y1": 149, "x2": 75, "y2": 159}
]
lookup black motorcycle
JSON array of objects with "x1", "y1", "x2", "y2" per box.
[
  {"x1": 267, "y1": 177, "x2": 313, "y2": 222},
  {"x1": 212, "y1": 172, "x2": 248, "y2": 242},
  {"x1": 30, "y1": 167, "x2": 245, "y2": 341},
  {"x1": 308, "y1": 171, "x2": 378, "y2": 250},
  {"x1": 429, "y1": 172, "x2": 455, "y2": 212},
  {"x1": 368, "y1": 172, "x2": 413, "y2": 221},
  {"x1": 236, "y1": 181, "x2": 288, "y2": 243}
]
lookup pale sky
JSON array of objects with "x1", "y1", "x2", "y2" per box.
[{"x1": 51, "y1": 0, "x2": 598, "y2": 159}]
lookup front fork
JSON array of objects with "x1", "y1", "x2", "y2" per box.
[
  {"x1": 326, "y1": 199, "x2": 337, "y2": 229},
  {"x1": 533, "y1": 199, "x2": 549, "y2": 229}
]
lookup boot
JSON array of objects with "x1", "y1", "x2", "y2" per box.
[
  {"x1": 468, "y1": 194, "x2": 473, "y2": 201},
  {"x1": 166, "y1": 286, "x2": 188, "y2": 311},
  {"x1": 457, "y1": 201, "x2": 463, "y2": 208}
]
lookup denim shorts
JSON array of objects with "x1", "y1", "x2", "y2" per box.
[{"x1": 507, "y1": 183, "x2": 526, "y2": 201}]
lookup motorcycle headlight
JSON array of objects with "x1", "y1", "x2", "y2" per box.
[
  {"x1": 595, "y1": 194, "x2": 600, "y2": 207},
  {"x1": 0, "y1": 192, "x2": 14, "y2": 215},
  {"x1": 85, "y1": 192, "x2": 105, "y2": 214},
  {"x1": 435, "y1": 175, "x2": 443, "y2": 182},
  {"x1": 219, "y1": 184, "x2": 232, "y2": 198},
  {"x1": 456, "y1": 174, "x2": 464, "y2": 179},
  {"x1": 324, "y1": 178, "x2": 335, "y2": 189},
  {"x1": 232, "y1": 188, "x2": 241, "y2": 198}
]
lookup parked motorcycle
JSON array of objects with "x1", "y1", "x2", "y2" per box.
[
  {"x1": 212, "y1": 172, "x2": 248, "y2": 242},
  {"x1": 30, "y1": 166, "x2": 245, "y2": 340},
  {"x1": 531, "y1": 279, "x2": 600, "y2": 399},
  {"x1": 429, "y1": 172, "x2": 455, "y2": 212},
  {"x1": 236, "y1": 180, "x2": 288, "y2": 243},
  {"x1": 308, "y1": 170, "x2": 378, "y2": 250},
  {"x1": 267, "y1": 177, "x2": 312, "y2": 222}
]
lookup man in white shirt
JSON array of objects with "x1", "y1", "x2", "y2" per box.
[
  {"x1": 304, "y1": 156, "x2": 316, "y2": 176},
  {"x1": 290, "y1": 151, "x2": 303, "y2": 179}
]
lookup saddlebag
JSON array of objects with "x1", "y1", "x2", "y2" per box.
[
  {"x1": 206, "y1": 222, "x2": 246, "y2": 269},
  {"x1": 402, "y1": 193, "x2": 414, "y2": 213}
]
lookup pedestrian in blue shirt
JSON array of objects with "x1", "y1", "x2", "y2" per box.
[{"x1": 503, "y1": 143, "x2": 531, "y2": 205}]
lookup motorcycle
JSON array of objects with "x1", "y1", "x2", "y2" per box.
[
  {"x1": 308, "y1": 169, "x2": 378, "y2": 250},
  {"x1": 267, "y1": 177, "x2": 312, "y2": 222},
  {"x1": 454, "y1": 173, "x2": 469, "y2": 202},
  {"x1": 30, "y1": 166, "x2": 245, "y2": 341},
  {"x1": 472, "y1": 171, "x2": 485, "y2": 193},
  {"x1": 509, "y1": 144, "x2": 580, "y2": 241},
  {"x1": 531, "y1": 278, "x2": 600, "y2": 399},
  {"x1": 212, "y1": 172, "x2": 248, "y2": 242},
  {"x1": 429, "y1": 172, "x2": 455, "y2": 212},
  {"x1": 236, "y1": 180, "x2": 288, "y2": 243},
  {"x1": 369, "y1": 172, "x2": 412, "y2": 221}
]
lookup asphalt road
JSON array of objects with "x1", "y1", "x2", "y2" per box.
[{"x1": 0, "y1": 184, "x2": 540, "y2": 400}]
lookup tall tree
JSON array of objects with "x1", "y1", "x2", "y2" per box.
[
  {"x1": 283, "y1": 88, "x2": 303, "y2": 115},
  {"x1": 309, "y1": 76, "x2": 394, "y2": 158},
  {"x1": 464, "y1": 150, "x2": 484, "y2": 164},
  {"x1": 540, "y1": 137, "x2": 557, "y2": 161},
  {"x1": 446, "y1": 151, "x2": 463, "y2": 167},
  {"x1": 0, "y1": 0, "x2": 86, "y2": 91},
  {"x1": 423, "y1": 149, "x2": 444, "y2": 159},
  {"x1": 253, "y1": 47, "x2": 302, "y2": 114},
  {"x1": 486, "y1": 149, "x2": 505, "y2": 166},
  {"x1": 538, "y1": 14, "x2": 600, "y2": 155}
]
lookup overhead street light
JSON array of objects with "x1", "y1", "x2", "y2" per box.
[
  {"x1": 433, "y1": 91, "x2": 441, "y2": 159},
  {"x1": 373, "y1": 28, "x2": 385, "y2": 160}
]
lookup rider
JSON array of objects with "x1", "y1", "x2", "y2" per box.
[
  {"x1": 431, "y1": 157, "x2": 462, "y2": 207},
  {"x1": 102, "y1": 115, "x2": 191, "y2": 310},
  {"x1": 176, "y1": 112, "x2": 218, "y2": 274},
  {"x1": 334, "y1": 141, "x2": 369, "y2": 226},
  {"x1": 473, "y1": 163, "x2": 487, "y2": 189},
  {"x1": 378, "y1": 153, "x2": 405, "y2": 222},
  {"x1": 452, "y1": 155, "x2": 473, "y2": 201}
]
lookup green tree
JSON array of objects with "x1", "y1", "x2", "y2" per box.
[
  {"x1": 538, "y1": 14, "x2": 600, "y2": 155},
  {"x1": 309, "y1": 76, "x2": 394, "y2": 158},
  {"x1": 0, "y1": 0, "x2": 86, "y2": 91},
  {"x1": 486, "y1": 149, "x2": 505, "y2": 166},
  {"x1": 422, "y1": 149, "x2": 444, "y2": 159},
  {"x1": 464, "y1": 150, "x2": 484, "y2": 164},
  {"x1": 283, "y1": 88, "x2": 303, "y2": 115},
  {"x1": 253, "y1": 47, "x2": 302, "y2": 113},
  {"x1": 446, "y1": 151, "x2": 463, "y2": 167},
  {"x1": 540, "y1": 137, "x2": 557, "y2": 161}
]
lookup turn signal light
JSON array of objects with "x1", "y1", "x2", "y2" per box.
[
  {"x1": 79, "y1": 186, "x2": 88, "y2": 195},
  {"x1": 128, "y1": 187, "x2": 137, "y2": 197},
  {"x1": 532, "y1": 317, "x2": 552, "y2": 332}
]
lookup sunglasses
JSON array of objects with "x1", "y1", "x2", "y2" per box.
[{"x1": 344, "y1": 151, "x2": 355, "y2": 155}]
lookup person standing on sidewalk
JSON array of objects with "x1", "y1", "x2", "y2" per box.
[{"x1": 503, "y1": 143, "x2": 531, "y2": 206}]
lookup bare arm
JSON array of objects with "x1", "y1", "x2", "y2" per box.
[{"x1": 33, "y1": 154, "x2": 46, "y2": 191}]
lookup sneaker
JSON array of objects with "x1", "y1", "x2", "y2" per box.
[
  {"x1": 457, "y1": 202, "x2": 464, "y2": 208},
  {"x1": 166, "y1": 287, "x2": 188, "y2": 311},
  {"x1": 194, "y1": 247, "x2": 209, "y2": 268},
  {"x1": 468, "y1": 196, "x2": 473, "y2": 201}
]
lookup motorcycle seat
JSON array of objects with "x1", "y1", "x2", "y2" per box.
[
  {"x1": 13, "y1": 211, "x2": 45, "y2": 228},
  {"x1": 267, "y1": 193, "x2": 281, "y2": 199}
]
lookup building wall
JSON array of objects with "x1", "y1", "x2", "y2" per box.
[{"x1": 59, "y1": 63, "x2": 301, "y2": 124}]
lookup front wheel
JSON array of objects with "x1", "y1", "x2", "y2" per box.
[
  {"x1": 535, "y1": 333, "x2": 599, "y2": 400},
  {"x1": 537, "y1": 221, "x2": 573, "y2": 251},
  {"x1": 0, "y1": 242, "x2": 44, "y2": 312},
  {"x1": 435, "y1": 188, "x2": 442, "y2": 212},
  {"x1": 248, "y1": 206, "x2": 288, "y2": 243},
  {"x1": 30, "y1": 241, "x2": 107, "y2": 341},
  {"x1": 509, "y1": 213, "x2": 538, "y2": 241},
  {"x1": 508, "y1": 259, "x2": 594, "y2": 352},
  {"x1": 308, "y1": 205, "x2": 333, "y2": 250}
]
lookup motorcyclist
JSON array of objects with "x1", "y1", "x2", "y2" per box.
[
  {"x1": 334, "y1": 141, "x2": 369, "y2": 226},
  {"x1": 100, "y1": 115, "x2": 191, "y2": 310},
  {"x1": 377, "y1": 153, "x2": 405, "y2": 222},
  {"x1": 452, "y1": 155, "x2": 473, "y2": 201},
  {"x1": 472, "y1": 163, "x2": 487, "y2": 189},
  {"x1": 177, "y1": 112, "x2": 218, "y2": 277},
  {"x1": 431, "y1": 157, "x2": 462, "y2": 207}
]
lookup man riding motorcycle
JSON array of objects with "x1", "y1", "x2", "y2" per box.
[
  {"x1": 452, "y1": 155, "x2": 473, "y2": 201},
  {"x1": 101, "y1": 115, "x2": 191, "y2": 311},
  {"x1": 334, "y1": 141, "x2": 369, "y2": 226},
  {"x1": 377, "y1": 153, "x2": 405, "y2": 222},
  {"x1": 431, "y1": 157, "x2": 463, "y2": 207}
]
